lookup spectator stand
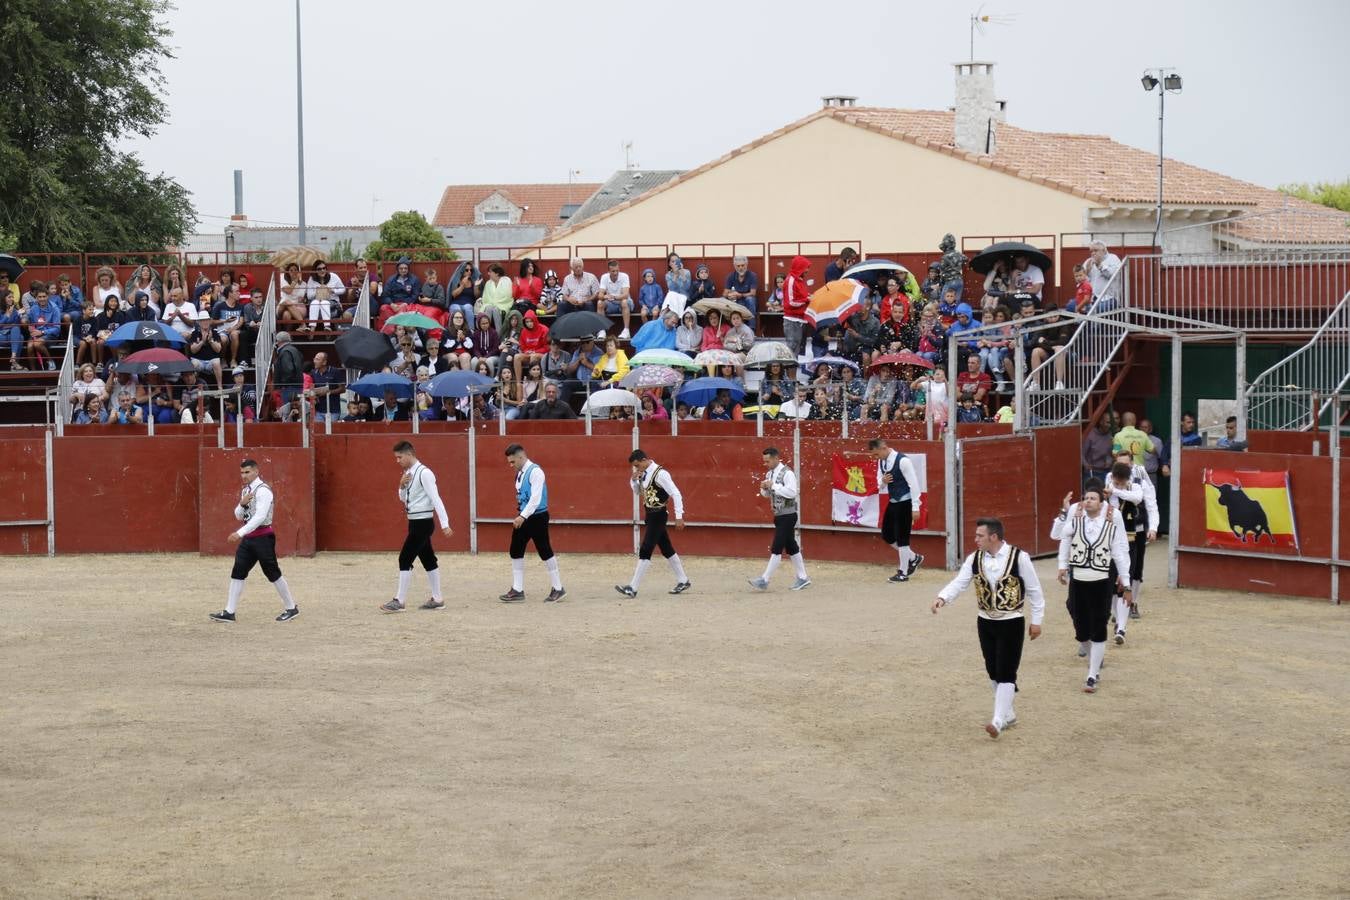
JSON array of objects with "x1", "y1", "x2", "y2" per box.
[
  {"x1": 85, "y1": 250, "x2": 184, "y2": 297},
  {"x1": 478, "y1": 245, "x2": 573, "y2": 268},
  {"x1": 182, "y1": 251, "x2": 276, "y2": 303},
  {"x1": 959, "y1": 233, "x2": 1055, "y2": 299},
  {"x1": 7, "y1": 252, "x2": 83, "y2": 298},
  {"x1": 765, "y1": 241, "x2": 863, "y2": 338},
  {"x1": 1057, "y1": 232, "x2": 1156, "y2": 300}
]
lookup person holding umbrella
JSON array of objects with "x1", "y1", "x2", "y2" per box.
[
  {"x1": 380, "y1": 440, "x2": 454, "y2": 614},
  {"x1": 782, "y1": 256, "x2": 812, "y2": 358},
  {"x1": 210, "y1": 458, "x2": 300, "y2": 624},
  {"x1": 615, "y1": 449, "x2": 691, "y2": 598}
]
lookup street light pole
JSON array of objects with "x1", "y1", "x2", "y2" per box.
[
  {"x1": 295, "y1": 0, "x2": 307, "y2": 244},
  {"x1": 1142, "y1": 68, "x2": 1182, "y2": 253}
]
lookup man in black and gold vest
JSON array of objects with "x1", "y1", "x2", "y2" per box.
[{"x1": 933, "y1": 517, "x2": 1045, "y2": 739}]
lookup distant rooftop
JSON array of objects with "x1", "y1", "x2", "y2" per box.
[{"x1": 568, "y1": 170, "x2": 684, "y2": 226}]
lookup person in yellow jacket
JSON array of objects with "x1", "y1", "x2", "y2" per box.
[{"x1": 594, "y1": 335, "x2": 631, "y2": 385}]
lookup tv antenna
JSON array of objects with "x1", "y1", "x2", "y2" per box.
[
  {"x1": 970, "y1": 6, "x2": 1017, "y2": 60},
  {"x1": 623, "y1": 141, "x2": 639, "y2": 170}
]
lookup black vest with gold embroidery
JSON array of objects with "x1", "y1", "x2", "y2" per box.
[
  {"x1": 971, "y1": 546, "x2": 1025, "y2": 618},
  {"x1": 642, "y1": 465, "x2": 669, "y2": 510}
]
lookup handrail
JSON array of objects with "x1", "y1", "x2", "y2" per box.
[
  {"x1": 55, "y1": 327, "x2": 76, "y2": 432},
  {"x1": 254, "y1": 273, "x2": 277, "y2": 408}
]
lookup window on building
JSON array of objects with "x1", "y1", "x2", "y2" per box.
[{"x1": 482, "y1": 210, "x2": 511, "y2": 224}]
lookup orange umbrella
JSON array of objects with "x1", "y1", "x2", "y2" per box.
[{"x1": 806, "y1": 278, "x2": 867, "y2": 327}]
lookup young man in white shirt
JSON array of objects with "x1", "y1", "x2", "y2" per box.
[
  {"x1": 617, "y1": 449, "x2": 690, "y2": 597},
  {"x1": 210, "y1": 458, "x2": 299, "y2": 623},
  {"x1": 749, "y1": 446, "x2": 810, "y2": 591},
  {"x1": 870, "y1": 438, "x2": 923, "y2": 582},
  {"x1": 933, "y1": 516, "x2": 1044, "y2": 738},
  {"x1": 502, "y1": 443, "x2": 565, "y2": 603},
  {"x1": 1057, "y1": 478, "x2": 1132, "y2": 693},
  {"x1": 381, "y1": 441, "x2": 453, "y2": 613},
  {"x1": 597, "y1": 260, "x2": 634, "y2": 340},
  {"x1": 778, "y1": 384, "x2": 812, "y2": 421}
]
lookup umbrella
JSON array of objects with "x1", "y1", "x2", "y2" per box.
[
  {"x1": 0, "y1": 254, "x2": 24, "y2": 281},
  {"x1": 690, "y1": 297, "x2": 744, "y2": 319},
  {"x1": 619, "y1": 365, "x2": 683, "y2": 390},
  {"x1": 629, "y1": 348, "x2": 702, "y2": 371},
  {"x1": 969, "y1": 241, "x2": 1053, "y2": 275},
  {"x1": 841, "y1": 259, "x2": 912, "y2": 287},
  {"x1": 385, "y1": 312, "x2": 443, "y2": 331},
  {"x1": 744, "y1": 341, "x2": 796, "y2": 370},
  {"x1": 335, "y1": 326, "x2": 397, "y2": 371},
  {"x1": 806, "y1": 279, "x2": 867, "y2": 327},
  {"x1": 580, "y1": 388, "x2": 641, "y2": 414},
  {"x1": 694, "y1": 349, "x2": 741, "y2": 368},
  {"x1": 118, "y1": 348, "x2": 193, "y2": 376},
  {"x1": 869, "y1": 351, "x2": 934, "y2": 371},
  {"x1": 677, "y1": 377, "x2": 746, "y2": 407},
  {"x1": 105, "y1": 319, "x2": 187, "y2": 348},
  {"x1": 805, "y1": 355, "x2": 861, "y2": 372},
  {"x1": 549, "y1": 310, "x2": 612, "y2": 341},
  {"x1": 269, "y1": 246, "x2": 327, "y2": 269},
  {"x1": 422, "y1": 370, "x2": 494, "y2": 399},
  {"x1": 349, "y1": 372, "x2": 415, "y2": 400}
]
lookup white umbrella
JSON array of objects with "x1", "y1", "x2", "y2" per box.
[
  {"x1": 744, "y1": 341, "x2": 796, "y2": 370},
  {"x1": 581, "y1": 387, "x2": 641, "y2": 414}
]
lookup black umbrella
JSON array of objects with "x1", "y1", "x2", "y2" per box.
[
  {"x1": 969, "y1": 242, "x2": 1053, "y2": 275},
  {"x1": 548, "y1": 310, "x2": 612, "y2": 341},
  {"x1": 0, "y1": 254, "x2": 24, "y2": 281},
  {"x1": 335, "y1": 325, "x2": 397, "y2": 371}
]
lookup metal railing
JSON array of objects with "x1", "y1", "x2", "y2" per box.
[
  {"x1": 352, "y1": 274, "x2": 371, "y2": 329},
  {"x1": 1245, "y1": 291, "x2": 1350, "y2": 431},
  {"x1": 54, "y1": 328, "x2": 76, "y2": 433},
  {"x1": 254, "y1": 274, "x2": 277, "y2": 407}
]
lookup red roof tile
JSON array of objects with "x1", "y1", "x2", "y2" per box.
[{"x1": 432, "y1": 183, "x2": 602, "y2": 228}]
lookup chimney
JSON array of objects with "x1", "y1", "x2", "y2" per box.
[
  {"x1": 821, "y1": 95, "x2": 858, "y2": 109},
  {"x1": 231, "y1": 169, "x2": 247, "y2": 225},
  {"x1": 953, "y1": 61, "x2": 998, "y2": 155}
]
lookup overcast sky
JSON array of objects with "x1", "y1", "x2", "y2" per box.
[{"x1": 137, "y1": 0, "x2": 1349, "y2": 232}]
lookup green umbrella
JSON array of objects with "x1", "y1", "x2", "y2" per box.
[
  {"x1": 628, "y1": 349, "x2": 701, "y2": 371},
  {"x1": 386, "y1": 312, "x2": 443, "y2": 331}
]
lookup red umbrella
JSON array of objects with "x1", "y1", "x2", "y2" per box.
[
  {"x1": 119, "y1": 347, "x2": 193, "y2": 376},
  {"x1": 869, "y1": 351, "x2": 934, "y2": 371}
]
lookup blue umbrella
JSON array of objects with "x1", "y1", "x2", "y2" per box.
[
  {"x1": 677, "y1": 376, "x2": 746, "y2": 407},
  {"x1": 422, "y1": 370, "x2": 494, "y2": 399},
  {"x1": 105, "y1": 319, "x2": 187, "y2": 347},
  {"x1": 349, "y1": 372, "x2": 415, "y2": 399}
]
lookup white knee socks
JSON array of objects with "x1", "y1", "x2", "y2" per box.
[
  {"x1": 511, "y1": 558, "x2": 525, "y2": 591},
  {"x1": 994, "y1": 682, "x2": 1016, "y2": 725},
  {"x1": 791, "y1": 553, "x2": 807, "y2": 579},
  {"x1": 427, "y1": 568, "x2": 442, "y2": 601},
  {"x1": 272, "y1": 576, "x2": 296, "y2": 610},
  {"x1": 762, "y1": 554, "x2": 782, "y2": 582},
  {"x1": 1113, "y1": 596, "x2": 1131, "y2": 634},
  {"x1": 544, "y1": 557, "x2": 562, "y2": 590},
  {"x1": 226, "y1": 578, "x2": 245, "y2": 614},
  {"x1": 630, "y1": 558, "x2": 652, "y2": 589},
  {"x1": 896, "y1": 544, "x2": 912, "y2": 571},
  {"x1": 1089, "y1": 642, "x2": 1106, "y2": 679},
  {"x1": 667, "y1": 553, "x2": 687, "y2": 583},
  {"x1": 1131, "y1": 579, "x2": 1143, "y2": 607},
  {"x1": 395, "y1": 570, "x2": 412, "y2": 603}
]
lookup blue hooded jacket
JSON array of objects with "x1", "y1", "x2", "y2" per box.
[
  {"x1": 384, "y1": 256, "x2": 422, "y2": 305},
  {"x1": 946, "y1": 303, "x2": 981, "y2": 348},
  {"x1": 630, "y1": 311, "x2": 678, "y2": 352},
  {"x1": 637, "y1": 268, "x2": 665, "y2": 311}
]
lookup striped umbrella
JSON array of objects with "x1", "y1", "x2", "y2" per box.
[
  {"x1": 628, "y1": 349, "x2": 702, "y2": 371},
  {"x1": 806, "y1": 278, "x2": 867, "y2": 327}
]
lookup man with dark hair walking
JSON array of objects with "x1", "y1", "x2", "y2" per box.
[
  {"x1": 1058, "y1": 478, "x2": 1132, "y2": 693},
  {"x1": 210, "y1": 458, "x2": 299, "y2": 623},
  {"x1": 932, "y1": 517, "x2": 1044, "y2": 738},
  {"x1": 381, "y1": 441, "x2": 453, "y2": 613},
  {"x1": 749, "y1": 446, "x2": 810, "y2": 591},
  {"x1": 502, "y1": 443, "x2": 565, "y2": 603},
  {"x1": 869, "y1": 438, "x2": 923, "y2": 582},
  {"x1": 616, "y1": 449, "x2": 690, "y2": 597}
]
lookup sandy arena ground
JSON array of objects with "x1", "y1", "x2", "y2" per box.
[{"x1": 1, "y1": 544, "x2": 1347, "y2": 899}]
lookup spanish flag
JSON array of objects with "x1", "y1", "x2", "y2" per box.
[{"x1": 1202, "y1": 468, "x2": 1299, "y2": 551}]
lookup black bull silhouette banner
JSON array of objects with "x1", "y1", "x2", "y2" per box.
[{"x1": 1203, "y1": 468, "x2": 1300, "y2": 551}]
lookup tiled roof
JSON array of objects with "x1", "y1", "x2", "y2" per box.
[
  {"x1": 543, "y1": 107, "x2": 1349, "y2": 246},
  {"x1": 569, "y1": 170, "x2": 683, "y2": 225},
  {"x1": 432, "y1": 183, "x2": 602, "y2": 228}
]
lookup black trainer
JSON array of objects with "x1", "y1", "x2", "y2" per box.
[
  {"x1": 906, "y1": 553, "x2": 925, "y2": 577},
  {"x1": 668, "y1": 582, "x2": 692, "y2": 595},
  {"x1": 499, "y1": 589, "x2": 526, "y2": 603},
  {"x1": 614, "y1": 585, "x2": 638, "y2": 598},
  {"x1": 888, "y1": 571, "x2": 909, "y2": 583},
  {"x1": 545, "y1": 587, "x2": 566, "y2": 603},
  {"x1": 276, "y1": 607, "x2": 300, "y2": 622},
  {"x1": 209, "y1": 610, "x2": 236, "y2": 623}
]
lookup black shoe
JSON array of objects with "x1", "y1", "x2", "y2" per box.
[
  {"x1": 1083, "y1": 676, "x2": 1098, "y2": 694},
  {"x1": 906, "y1": 553, "x2": 925, "y2": 577},
  {"x1": 888, "y1": 571, "x2": 909, "y2": 583},
  {"x1": 668, "y1": 581, "x2": 691, "y2": 595},
  {"x1": 209, "y1": 610, "x2": 236, "y2": 623},
  {"x1": 615, "y1": 584, "x2": 637, "y2": 598},
  {"x1": 499, "y1": 589, "x2": 526, "y2": 603},
  {"x1": 276, "y1": 607, "x2": 300, "y2": 622},
  {"x1": 545, "y1": 587, "x2": 566, "y2": 603},
  {"x1": 1129, "y1": 603, "x2": 1141, "y2": 620}
]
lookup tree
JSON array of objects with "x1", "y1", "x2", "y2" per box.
[
  {"x1": 325, "y1": 238, "x2": 356, "y2": 262},
  {"x1": 364, "y1": 211, "x2": 456, "y2": 263},
  {"x1": 0, "y1": 0, "x2": 196, "y2": 251},
  {"x1": 1279, "y1": 179, "x2": 1350, "y2": 213}
]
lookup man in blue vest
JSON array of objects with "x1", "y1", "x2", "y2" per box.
[
  {"x1": 869, "y1": 438, "x2": 923, "y2": 583},
  {"x1": 501, "y1": 443, "x2": 565, "y2": 603}
]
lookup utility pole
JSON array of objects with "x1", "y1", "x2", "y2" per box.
[{"x1": 295, "y1": 0, "x2": 307, "y2": 244}]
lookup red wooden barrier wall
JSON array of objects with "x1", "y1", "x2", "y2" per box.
[
  {"x1": 198, "y1": 448, "x2": 317, "y2": 558},
  {"x1": 0, "y1": 438, "x2": 48, "y2": 555}
]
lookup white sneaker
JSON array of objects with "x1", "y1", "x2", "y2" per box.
[
  {"x1": 790, "y1": 577, "x2": 811, "y2": 591},
  {"x1": 619, "y1": 328, "x2": 630, "y2": 340},
  {"x1": 747, "y1": 577, "x2": 769, "y2": 590},
  {"x1": 1054, "y1": 380, "x2": 1066, "y2": 390}
]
